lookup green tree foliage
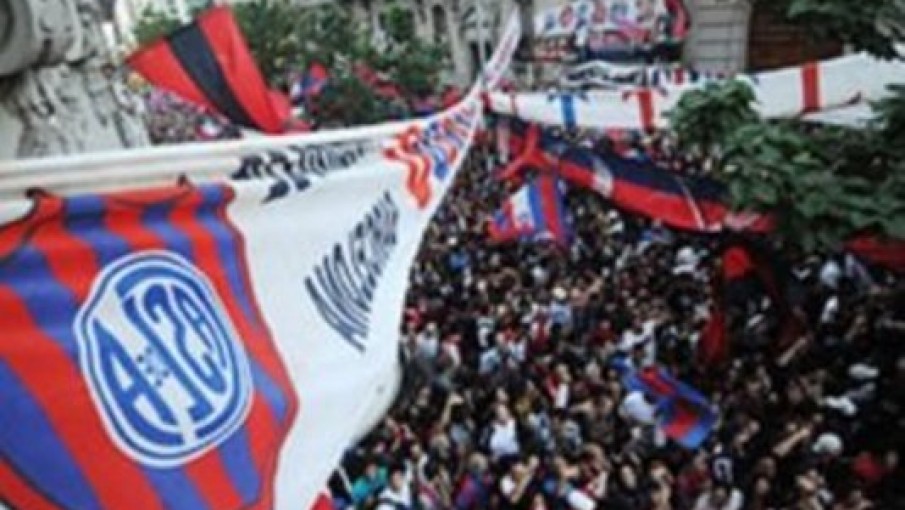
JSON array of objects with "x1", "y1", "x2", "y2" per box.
[
  {"x1": 233, "y1": 0, "x2": 310, "y2": 90},
  {"x1": 669, "y1": 81, "x2": 905, "y2": 253},
  {"x1": 872, "y1": 84, "x2": 905, "y2": 148},
  {"x1": 668, "y1": 1, "x2": 905, "y2": 254},
  {"x1": 131, "y1": 1, "x2": 449, "y2": 126},
  {"x1": 287, "y1": 2, "x2": 404, "y2": 126},
  {"x1": 757, "y1": 0, "x2": 905, "y2": 59},
  {"x1": 370, "y1": 7, "x2": 448, "y2": 98},
  {"x1": 296, "y1": 2, "x2": 449, "y2": 125},
  {"x1": 133, "y1": 7, "x2": 183, "y2": 46},
  {"x1": 669, "y1": 80, "x2": 758, "y2": 157}
]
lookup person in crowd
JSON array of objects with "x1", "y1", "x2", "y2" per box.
[
  {"x1": 376, "y1": 466, "x2": 414, "y2": 510},
  {"x1": 351, "y1": 458, "x2": 388, "y2": 507}
]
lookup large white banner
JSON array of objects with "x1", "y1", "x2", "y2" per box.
[
  {"x1": 482, "y1": 12, "x2": 522, "y2": 90},
  {"x1": 559, "y1": 60, "x2": 723, "y2": 89},
  {"x1": 0, "y1": 89, "x2": 480, "y2": 509},
  {"x1": 487, "y1": 53, "x2": 905, "y2": 130}
]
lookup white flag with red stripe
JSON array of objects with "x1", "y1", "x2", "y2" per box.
[{"x1": 488, "y1": 53, "x2": 905, "y2": 130}]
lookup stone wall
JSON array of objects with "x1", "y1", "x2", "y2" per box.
[
  {"x1": 0, "y1": 0, "x2": 149, "y2": 160},
  {"x1": 683, "y1": 0, "x2": 751, "y2": 73}
]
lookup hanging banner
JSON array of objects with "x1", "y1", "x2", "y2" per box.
[
  {"x1": 0, "y1": 86, "x2": 482, "y2": 510},
  {"x1": 560, "y1": 60, "x2": 723, "y2": 90},
  {"x1": 489, "y1": 53, "x2": 905, "y2": 130},
  {"x1": 528, "y1": 0, "x2": 689, "y2": 63},
  {"x1": 498, "y1": 120, "x2": 771, "y2": 233}
]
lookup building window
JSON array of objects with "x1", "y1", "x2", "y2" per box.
[
  {"x1": 432, "y1": 5, "x2": 447, "y2": 43},
  {"x1": 469, "y1": 41, "x2": 492, "y2": 77},
  {"x1": 379, "y1": 7, "x2": 416, "y2": 39}
]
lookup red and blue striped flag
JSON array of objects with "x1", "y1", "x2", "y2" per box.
[
  {"x1": 128, "y1": 7, "x2": 291, "y2": 134},
  {"x1": 291, "y1": 62, "x2": 330, "y2": 102},
  {"x1": 0, "y1": 184, "x2": 297, "y2": 509},
  {"x1": 488, "y1": 174, "x2": 571, "y2": 246}
]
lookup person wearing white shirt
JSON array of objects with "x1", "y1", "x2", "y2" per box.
[
  {"x1": 619, "y1": 318, "x2": 654, "y2": 352},
  {"x1": 620, "y1": 391, "x2": 658, "y2": 426},
  {"x1": 550, "y1": 287, "x2": 574, "y2": 329},
  {"x1": 416, "y1": 323, "x2": 440, "y2": 361},
  {"x1": 376, "y1": 466, "x2": 414, "y2": 510},
  {"x1": 693, "y1": 484, "x2": 744, "y2": 510},
  {"x1": 820, "y1": 258, "x2": 843, "y2": 290},
  {"x1": 489, "y1": 405, "x2": 521, "y2": 460}
]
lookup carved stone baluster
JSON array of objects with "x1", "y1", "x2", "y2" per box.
[{"x1": 0, "y1": 0, "x2": 149, "y2": 160}]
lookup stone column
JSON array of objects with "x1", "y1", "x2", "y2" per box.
[
  {"x1": 0, "y1": 0, "x2": 149, "y2": 160},
  {"x1": 443, "y1": 0, "x2": 473, "y2": 85}
]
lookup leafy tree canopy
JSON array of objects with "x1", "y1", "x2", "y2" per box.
[
  {"x1": 133, "y1": 7, "x2": 183, "y2": 46},
  {"x1": 668, "y1": 1, "x2": 905, "y2": 255},
  {"x1": 670, "y1": 80, "x2": 905, "y2": 254}
]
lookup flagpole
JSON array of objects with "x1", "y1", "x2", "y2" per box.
[
  {"x1": 515, "y1": 0, "x2": 535, "y2": 88},
  {"x1": 475, "y1": 0, "x2": 488, "y2": 70},
  {"x1": 474, "y1": 0, "x2": 493, "y2": 173}
]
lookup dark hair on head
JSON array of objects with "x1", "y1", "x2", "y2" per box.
[
  {"x1": 509, "y1": 378, "x2": 528, "y2": 398},
  {"x1": 450, "y1": 403, "x2": 467, "y2": 423},
  {"x1": 423, "y1": 460, "x2": 440, "y2": 480},
  {"x1": 714, "y1": 481, "x2": 733, "y2": 492},
  {"x1": 564, "y1": 450, "x2": 583, "y2": 464},
  {"x1": 404, "y1": 441, "x2": 420, "y2": 458}
]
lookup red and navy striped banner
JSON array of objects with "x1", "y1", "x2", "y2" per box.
[
  {"x1": 488, "y1": 174, "x2": 571, "y2": 246},
  {"x1": 501, "y1": 120, "x2": 752, "y2": 233},
  {"x1": 128, "y1": 7, "x2": 291, "y2": 134},
  {"x1": 499, "y1": 120, "x2": 905, "y2": 273}
]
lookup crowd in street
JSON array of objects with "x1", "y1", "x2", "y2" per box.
[
  {"x1": 129, "y1": 75, "x2": 904, "y2": 509},
  {"x1": 327, "y1": 135, "x2": 905, "y2": 510},
  {"x1": 140, "y1": 88, "x2": 240, "y2": 144}
]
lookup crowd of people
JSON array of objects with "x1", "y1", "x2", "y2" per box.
[
  {"x1": 139, "y1": 88, "x2": 240, "y2": 144},
  {"x1": 326, "y1": 134, "x2": 904, "y2": 510},
  {"x1": 128, "y1": 68, "x2": 903, "y2": 509}
]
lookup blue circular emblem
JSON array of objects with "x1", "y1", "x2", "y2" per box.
[{"x1": 75, "y1": 251, "x2": 252, "y2": 468}]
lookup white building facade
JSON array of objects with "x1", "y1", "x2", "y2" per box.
[
  {"x1": 340, "y1": 0, "x2": 523, "y2": 86},
  {"x1": 341, "y1": 0, "x2": 757, "y2": 86}
]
